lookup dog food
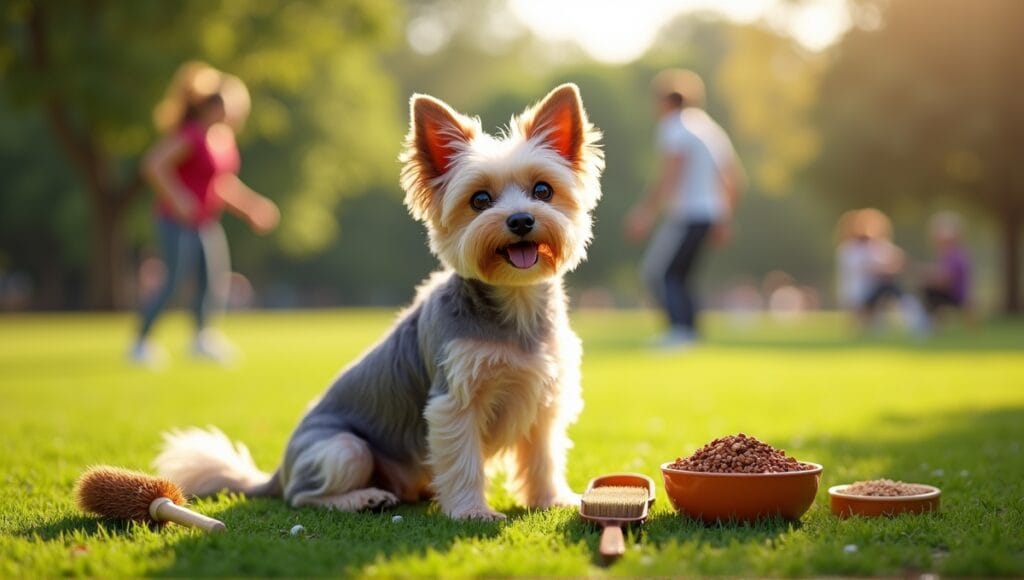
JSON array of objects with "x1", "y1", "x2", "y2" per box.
[
  {"x1": 668, "y1": 433, "x2": 814, "y2": 473},
  {"x1": 841, "y1": 479, "x2": 933, "y2": 497}
]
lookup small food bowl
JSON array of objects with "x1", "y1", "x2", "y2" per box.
[
  {"x1": 660, "y1": 462, "x2": 823, "y2": 523},
  {"x1": 828, "y1": 484, "x2": 940, "y2": 518}
]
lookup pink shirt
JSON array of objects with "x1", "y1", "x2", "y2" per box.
[{"x1": 157, "y1": 121, "x2": 240, "y2": 227}]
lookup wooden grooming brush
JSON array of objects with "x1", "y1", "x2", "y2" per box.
[
  {"x1": 74, "y1": 466, "x2": 226, "y2": 533},
  {"x1": 579, "y1": 473, "x2": 655, "y2": 562}
]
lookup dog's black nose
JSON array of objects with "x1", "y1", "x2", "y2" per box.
[{"x1": 506, "y1": 213, "x2": 535, "y2": 236}]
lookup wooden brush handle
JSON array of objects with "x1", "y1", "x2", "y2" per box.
[
  {"x1": 150, "y1": 498, "x2": 226, "y2": 533},
  {"x1": 599, "y1": 524, "x2": 625, "y2": 560}
]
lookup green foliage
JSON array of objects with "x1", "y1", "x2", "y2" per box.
[
  {"x1": 718, "y1": 26, "x2": 822, "y2": 197},
  {"x1": 1, "y1": 310, "x2": 1023, "y2": 575},
  {"x1": 1, "y1": 0, "x2": 401, "y2": 197},
  {"x1": 814, "y1": 0, "x2": 1023, "y2": 211},
  {"x1": 0, "y1": 108, "x2": 87, "y2": 296},
  {"x1": 0, "y1": 0, "x2": 402, "y2": 306}
]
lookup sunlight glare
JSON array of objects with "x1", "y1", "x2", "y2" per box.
[{"x1": 509, "y1": 0, "x2": 851, "y2": 63}]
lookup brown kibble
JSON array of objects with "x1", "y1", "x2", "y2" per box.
[
  {"x1": 668, "y1": 434, "x2": 814, "y2": 474},
  {"x1": 842, "y1": 479, "x2": 933, "y2": 497}
]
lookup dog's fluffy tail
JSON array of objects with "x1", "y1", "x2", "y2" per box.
[{"x1": 153, "y1": 426, "x2": 281, "y2": 498}]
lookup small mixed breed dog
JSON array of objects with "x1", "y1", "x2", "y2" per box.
[{"x1": 155, "y1": 84, "x2": 604, "y2": 520}]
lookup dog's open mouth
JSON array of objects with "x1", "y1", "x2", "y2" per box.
[{"x1": 498, "y1": 241, "x2": 539, "y2": 269}]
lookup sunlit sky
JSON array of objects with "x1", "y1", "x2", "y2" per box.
[{"x1": 508, "y1": 0, "x2": 852, "y2": 63}]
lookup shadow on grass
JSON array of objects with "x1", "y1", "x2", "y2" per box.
[
  {"x1": 807, "y1": 406, "x2": 1024, "y2": 576},
  {"x1": 19, "y1": 515, "x2": 143, "y2": 540},
  {"x1": 644, "y1": 513, "x2": 800, "y2": 546},
  {"x1": 149, "y1": 498, "x2": 510, "y2": 577},
  {"x1": 558, "y1": 511, "x2": 800, "y2": 567},
  {"x1": 810, "y1": 406, "x2": 1024, "y2": 490}
]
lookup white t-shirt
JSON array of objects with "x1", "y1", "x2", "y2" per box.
[
  {"x1": 836, "y1": 238, "x2": 899, "y2": 308},
  {"x1": 836, "y1": 240, "x2": 874, "y2": 308},
  {"x1": 657, "y1": 108, "x2": 736, "y2": 224}
]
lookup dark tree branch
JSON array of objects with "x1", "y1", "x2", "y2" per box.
[
  {"x1": 114, "y1": 170, "x2": 147, "y2": 211},
  {"x1": 25, "y1": 0, "x2": 139, "y2": 309},
  {"x1": 26, "y1": 0, "x2": 112, "y2": 200}
]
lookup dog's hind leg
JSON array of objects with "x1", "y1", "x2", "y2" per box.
[{"x1": 284, "y1": 432, "x2": 398, "y2": 512}]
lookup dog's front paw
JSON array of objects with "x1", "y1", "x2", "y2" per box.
[{"x1": 447, "y1": 505, "x2": 507, "y2": 521}]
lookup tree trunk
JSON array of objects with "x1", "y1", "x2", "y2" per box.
[
  {"x1": 1003, "y1": 209, "x2": 1022, "y2": 315},
  {"x1": 997, "y1": 0, "x2": 1023, "y2": 315},
  {"x1": 87, "y1": 195, "x2": 130, "y2": 310},
  {"x1": 27, "y1": 0, "x2": 149, "y2": 310}
]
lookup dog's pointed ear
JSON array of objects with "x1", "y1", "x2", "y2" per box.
[
  {"x1": 518, "y1": 83, "x2": 591, "y2": 166},
  {"x1": 400, "y1": 94, "x2": 478, "y2": 221}
]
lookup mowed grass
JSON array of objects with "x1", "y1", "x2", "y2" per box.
[{"x1": 1, "y1": 309, "x2": 1023, "y2": 577}]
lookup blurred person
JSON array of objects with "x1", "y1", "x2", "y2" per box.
[
  {"x1": 835, "y1": 208, "x2": 924, "y2": 332},
  {"x1": 920, "y1": 211, "x2": 972, "y2": 327},
  {"x1": 625, "y1": 69, "x2": 744, "y2": 348},
  {"x1": 835, "y1": 209, "x2": 876, "y2": 314},
  {"x1": 130, "y1": 62, "x2": 279, "y2": 366}
]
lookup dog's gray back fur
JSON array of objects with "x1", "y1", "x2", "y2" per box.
[{"x1": 281, "y1": 270, "x2": 556, "y2": 500}]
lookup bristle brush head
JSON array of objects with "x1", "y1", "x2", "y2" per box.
[
  {"x1": 74, "y1": 466, "x2": 186, "y2": 525},
  {"x1": 581, "y1": 485, "x2": 648, "y2": 519}
]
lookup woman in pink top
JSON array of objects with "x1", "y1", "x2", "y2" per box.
[{"x1": 131, "y1": 62, "x2": 279, "y2": 365}]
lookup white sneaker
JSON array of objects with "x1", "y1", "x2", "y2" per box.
[
  {"x1": 654, "y1": 327, "x2": 697, "y2": 351},
  {"x1": 901, "y1": 295, "x2": 931, "y2": 338},
  {"x1": 128, "y1": 340, "x2": 167, "y2": 369},
  {"x1": 191, "y1": 329, "x2": 239, "y2": 365}
]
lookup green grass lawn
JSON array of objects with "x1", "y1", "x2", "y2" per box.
[{"x1": 2, "y1": 309, "x2": 1023, "y2": 577}]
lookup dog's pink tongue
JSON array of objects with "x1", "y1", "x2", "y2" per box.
[{"x1": 507, "y1": 243, "x2": 538, "y2": 269}]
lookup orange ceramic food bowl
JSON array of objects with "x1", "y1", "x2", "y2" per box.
[
  {"x1": 828, "y1": 484, "x2": 940, "y2": 518},
  {"x1": 660, "y1": 462, "x2": 823, "y2": 523}
]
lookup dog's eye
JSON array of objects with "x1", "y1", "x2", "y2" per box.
[
  {"x1": 532, "y1": 181, "x2": 553, "y2": 202},
  {"x1": 470, "y1": 191, "x2": 493, "y2": 211}
]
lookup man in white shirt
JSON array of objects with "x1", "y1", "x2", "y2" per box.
[{"x1": 626, "y1": 69, "x2": 744, "y2": 347}]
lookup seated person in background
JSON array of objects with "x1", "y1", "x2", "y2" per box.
[
  {"x1": 921, "y1": 211, "x2": 972, "y2": 323},
  {"x1": 836, "y1": 208, "x2": 924, "y2": 332}
]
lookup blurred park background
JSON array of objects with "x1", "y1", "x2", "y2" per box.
[
  {"x1": 1, "y1": 0, "x2": 1021, "y2": 318},
  {"x1": 3, "y1": 3, "x2": 1023, "y2": 575}
]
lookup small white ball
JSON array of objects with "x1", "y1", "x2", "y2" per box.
[
  {"x1": 391, "y1": 515, "x2": 403, "y2": 523},
  {"x1": 843, "y1": 544, "x2": 858, "y2": 554},
  {"x1": 290, "y1": 524, "x2": 306, "y2": 536}
]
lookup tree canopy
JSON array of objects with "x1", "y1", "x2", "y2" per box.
[{"x1": 0, "y1": 0, "x2": 401, "y2": 307}]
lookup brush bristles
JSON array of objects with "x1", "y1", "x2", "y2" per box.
[
  {"x1": 74, "y1": 466, "x2": 186, "y2": 524},
  {"x1": 580, "y1": 485, "x2": 648, "y2": 518}
]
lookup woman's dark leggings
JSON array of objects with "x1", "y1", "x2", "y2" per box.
[{"x1": 138, "y1": 217, "x2": 216, "y2": 339}]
